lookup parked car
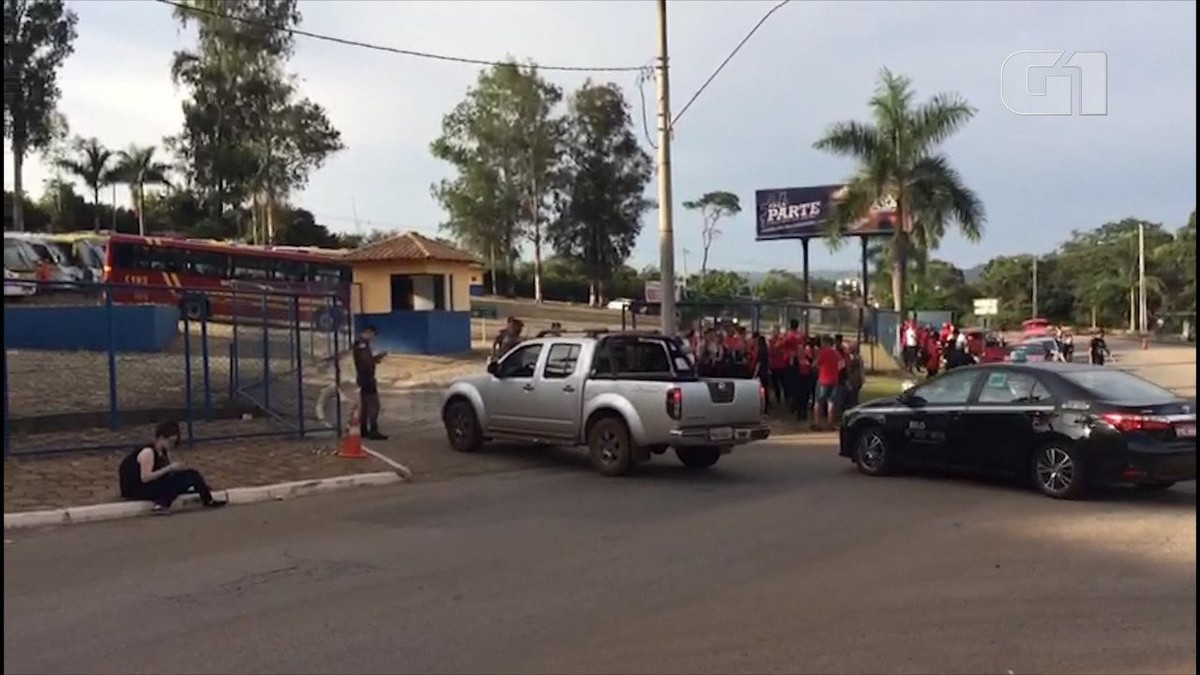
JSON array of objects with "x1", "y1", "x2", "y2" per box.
[
  {"x1": 441, "y1": 330, "x2": 771, "y2": 475},
  {"x1": 3, "y1": 237, "x2": 40, "y2": 297},
  {"x1": 839, "y1": 362, "x2": 1196, "y2": 499}
]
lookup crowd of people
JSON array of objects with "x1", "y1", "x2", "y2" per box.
[
  {"x1": 900, "y1": 320, "x2": 988, "y2": 378},
  {"x1": 681, "y1": 319, "x2": 865, "y2": 431}
]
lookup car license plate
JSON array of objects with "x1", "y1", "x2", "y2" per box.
[
  {"x1": 708, "y1": 427, "x2": 733, "y2": 442},
  {"x1": 735, "y1": 428, "x2": 752, "y2": 440},
  {"x1": 1176, "y1": 424, "x2": 1196, "y2": 439}
]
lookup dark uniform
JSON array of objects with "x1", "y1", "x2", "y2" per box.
[
  {"x1": 1089, "y1": 335, "x2": 1109, "y2": 366},
  {"x1": 353, "y1": 337, "x2": 383, "y2": 438}
]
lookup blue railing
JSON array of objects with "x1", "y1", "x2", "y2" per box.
[{"x1": 3, "y1": 279, "x2": 353, "y2": 456}]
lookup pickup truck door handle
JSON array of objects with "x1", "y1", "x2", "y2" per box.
[
  {"x1": 522, "y1": 384, "x2": 535, "y2": 392},
  {"x1": 562, "y1": 385, "x2": 576, "y2": 393}
]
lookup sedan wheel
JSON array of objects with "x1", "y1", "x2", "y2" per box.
[
  {"x1": 853, "y1": 427, "x2": 894, "y2": 476},
  {"x1": 1031, "y1": 444, "x2": 1087, "y2": 499}
]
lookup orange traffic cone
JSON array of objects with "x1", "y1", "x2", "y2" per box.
[{"x1": 338, "y1": 404, "x2": 370, "y2": 459}]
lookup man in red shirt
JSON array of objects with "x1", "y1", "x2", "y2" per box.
[
  {"x1": 768, "y1": 327, "x2": 789, "y2": 405},
  {"x1": 812, "y1": 334, "x2": 845, "y2": 430},
  {"x1": 780, "y1": 319, "x2": 804, "y2": 415}
]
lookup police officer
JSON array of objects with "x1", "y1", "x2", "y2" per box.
[{"x1": 353, "y1": 325, "x2": 388, "y2": 440}]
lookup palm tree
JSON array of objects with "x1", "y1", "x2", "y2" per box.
[
  {"x1": 114, "y1": 144, "x2": 172, "y2": 235},
  {"x1": 814, "y1": 69, "x2": 986, "y2": 313},
  {"x1": 56, "y1": 137, "x2": 116, "y2": 232}
]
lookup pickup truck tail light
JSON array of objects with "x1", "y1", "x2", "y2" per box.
[
  {"x1": 1099, "y1": 413, "x2": 1173, "y2": 433},
  {"x1": 759, "y1": 384, "x2": 767, "y2": 415},
  {"x1": 666, "y1": 387, "x2": 683, "y2": 420}
]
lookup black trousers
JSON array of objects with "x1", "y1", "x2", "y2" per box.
[
  {"x1": 129, "y1": 469, "x2": 215, "y2": 508},
  {"x1": 770, "y1": 368, "x2": 786, "y2": 404},
  {"x1": 793, "y1": 371, "x2": 814, "y2": 419},
  {"x1": 360, "y1": 383, "x2": 381, "y2": 434}
]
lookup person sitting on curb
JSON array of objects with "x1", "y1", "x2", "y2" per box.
[{"x1": 118, "y1": 421, "x2": 226, "y2": 514}]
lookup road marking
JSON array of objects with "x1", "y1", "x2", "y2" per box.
[{"x1": 317, "y1": 383, "x2": 413, "y2": 480}]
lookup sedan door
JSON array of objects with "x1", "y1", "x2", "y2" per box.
[
  {"x1": 964, "y1": 371, "x2": 1056, "y2": 474},
  {"x1": 484, "y1": 343, "x2": 545, "y2": 434},
  {"x1": 898, "y1": 369, "x2": 982, "y2": 466}
]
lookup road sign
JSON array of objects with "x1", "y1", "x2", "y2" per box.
[{"x1": 973, "y1": 298, "x2": 999, "y2": 316}]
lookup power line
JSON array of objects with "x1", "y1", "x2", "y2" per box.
[
  {"x1": 671, "y1": 0, "x2": 792, "y2": 129},
  {"x1": 154, "y1": 0, "x2": 646, "y2": 73}
]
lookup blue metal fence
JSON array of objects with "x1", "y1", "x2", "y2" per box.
[{"x1": 3, "y1": 280, "x2": 353, "y2": 456}]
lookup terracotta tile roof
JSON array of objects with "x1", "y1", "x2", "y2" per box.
[{"x1": 343, "y1": 231, "x2": 483, "y2": 264}]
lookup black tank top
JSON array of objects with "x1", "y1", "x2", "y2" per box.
[{"x1": 118, "y1": 446, "x2": 169, "y2": 497}]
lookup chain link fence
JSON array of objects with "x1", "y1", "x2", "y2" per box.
[{"x1": 4, "y1": 280, "x2": 352, "y2": 456}]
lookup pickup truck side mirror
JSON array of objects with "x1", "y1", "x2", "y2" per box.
[{"x1": 486, "y1": 361, "x2": 500, "y2": 377}]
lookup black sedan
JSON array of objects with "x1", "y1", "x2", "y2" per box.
[{"x1": 838, "y1": 362, "x2": 1196, "y2": 499}]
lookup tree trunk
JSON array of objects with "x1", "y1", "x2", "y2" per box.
[
  {"x1": 504, "y1": 225, "x2": 517, "y2": 298},
  {"x1": 529, "y1": 174, "x2": 543, "y2": 304},
  {"x1": 890, "y1": 234, "x2": 908, "y2": 313},
  {"x1": 700, "y1": 245, "x2": 710, "y2": 277},
  {"x1": 488, "y1": 245, "x2": 498, "y2": 296},
  {"x1": 1128, "y1": 286, "x2": 1136, "y2": 332},
  {"x1": 595, "y1": 278, "x2": 607, "y2": 307},
  {"x1": 266, "y1": 192, "x2": 276, "y2": 245},
  {"x1": 136, "y1": 183, "x2": 147, "y2": 236},
  {"x1": 1091, "y1": 305, "x2": 1098, "y2": 329},
  {"x1": 11, "y1": 140, "x2": 26, "y2": 232},
  {"x1": 92, "y1": 187, "x2": 101, "y2": 232}
]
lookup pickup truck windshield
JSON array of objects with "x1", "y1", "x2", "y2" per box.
[{"x1": 592, "y1": 336, "x2": 698, "y2": 380}]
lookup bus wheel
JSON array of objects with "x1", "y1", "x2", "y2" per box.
[
  {"x1": 181, "y1": 298, "x2": 208, "y2": 321},
  {"x1": 313, "y1": 309, "x2": 336, "y2": 333}
]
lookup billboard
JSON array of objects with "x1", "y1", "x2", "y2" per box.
[{"x1": 755, "y1": 185, "x2": 898, "y2": 241}]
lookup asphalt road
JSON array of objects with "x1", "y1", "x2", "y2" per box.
[{"x1": 5, "y1": 434, "x2": 1195, "y2": 675}]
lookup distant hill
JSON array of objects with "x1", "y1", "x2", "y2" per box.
[{"x1": 739, "y1": 265, "x2": 987, "y2": 285}]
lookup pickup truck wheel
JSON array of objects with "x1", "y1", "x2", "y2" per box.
[
  {"x1": 676, "y1": 446, "x2": 721, "y2": 470},
  {"x1": 588, "y1": 417, "x2": 633, "y2": 477},
  {"x1": 443, "y1": 399, "x2": 482, "y2": 453}
]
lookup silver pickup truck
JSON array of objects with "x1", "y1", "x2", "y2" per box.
[{"x1": 440, "y1": 331, "x2": 770, "y2": 476}]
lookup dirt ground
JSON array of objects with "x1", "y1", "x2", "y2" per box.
[{"x1": 3, "y1": 431, "x2": 389, "y2": 513}]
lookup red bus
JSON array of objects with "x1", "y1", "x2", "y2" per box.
[{"x1": 103, "y1": 234, "x2": 352, "y2": 329}]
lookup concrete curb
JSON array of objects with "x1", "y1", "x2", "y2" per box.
[{"x1": 3, "y1": 471, "x2": 403, "y2": 531}]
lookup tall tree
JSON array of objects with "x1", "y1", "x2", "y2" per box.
[
  {"x1": 56, "y1": 136, "x2": 115, "y2": 231},
  {"x1": 814, "y1": 69, "x2": 985, "y2": 314},
  {"x1": 548, "y1": 81, "x2": 653, "y2": 306},
  {"x1": 3, "y1": 0, "x2": 78, "y2": 232},
  {"x1": 682, "y1": 191, "x2": 740, "y2": 276},
  {"x1": 170, "y1": 0, "x2": 341, "y2": 242},
  {"x1": 113, "y1": 144, "x2": 172, "y2": 236},
  {"x1": 431, "y1": 62, "x2": 563, "y2": 301}
]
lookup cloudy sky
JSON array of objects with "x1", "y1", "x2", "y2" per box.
[{"x1": 4, "y1": 0, "x2": 1196, "y2": 273}]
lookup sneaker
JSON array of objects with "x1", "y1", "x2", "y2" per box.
[
  {"x1": 150, "y1": 504, "x2": 171, "y2": 515},
  {"x1": 203, "y1": 499, "x2": 228, "y2": 509}
]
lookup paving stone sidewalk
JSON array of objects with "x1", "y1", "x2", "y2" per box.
[{"x1": 4, "y1": 435, "x2": 390, "y2": 513}]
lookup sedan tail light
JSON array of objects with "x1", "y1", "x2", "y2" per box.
[
  {"x1": 1099, "y1": 413, "x2": 1173, "y2": 433},
  {"x1": 666, "y1": 387, "x2": 683, "y2": 420}
]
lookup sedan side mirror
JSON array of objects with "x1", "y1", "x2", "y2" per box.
[{"x1": 486, "y1": 361, "x2": 500, "y2": 376}]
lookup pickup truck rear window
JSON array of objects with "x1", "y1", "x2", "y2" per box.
[{"x1": 592, "y1": 337, "x2": 697, "y2": 380}]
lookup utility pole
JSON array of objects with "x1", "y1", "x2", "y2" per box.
[
  {"x1": 681, "y1": 247, "x2": 690, "y2": 278},
  {"x1": 655, "y1": 0, "x2": 678, "y2": 335},
  {"x1": 1031, "y1": 256, "x2": 1038, "y2": 319},
  {"x1": 1137, "y1": 221, "x2": 1147, "y2": 333}
]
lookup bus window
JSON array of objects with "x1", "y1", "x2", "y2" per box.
[
  {"x1": 186, "y1": 251, "x2": 230, "y2": 278},
  {"x1": 147, "y1": 247, "x2": 183, "y2": 272},
  {"x1": 313, "y1": 264, "x2": 349, "y2": 286},
  {"x1": 232, "y1": 257, "x2": 274, "y2": 281},
  {"x1": 276, "y1": 260, "x2": 309, "y2": 283}
]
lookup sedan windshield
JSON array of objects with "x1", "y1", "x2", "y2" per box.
[{"x1": 1062, "y1": 369, "x2": 1178, "y2": 402}]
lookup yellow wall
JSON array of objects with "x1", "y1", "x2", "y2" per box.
[{"x1": 351, "y1": 260, "x2": 481, "y2": 314}]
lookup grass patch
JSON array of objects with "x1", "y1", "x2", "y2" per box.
[{"x1": 858, "y1": 373, "x2": 911, "y2": 403}]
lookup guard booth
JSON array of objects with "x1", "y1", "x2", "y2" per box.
[{"x1": 343, "y1": 232, "x2": 483, "y2": 354}]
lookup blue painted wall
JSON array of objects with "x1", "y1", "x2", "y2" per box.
[
  {"x1": 469, "y1": 284, "x2": 485, "y2": 297},
  {"x1": 4, "y1": 304, "x2": 179, "y2": 352},
  {"x1": 355, "y1": 310, "x2": 471, "y2": 355}
]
